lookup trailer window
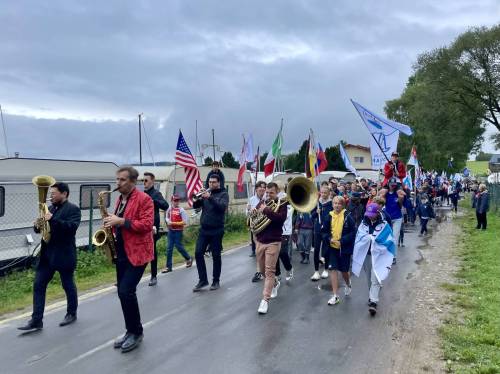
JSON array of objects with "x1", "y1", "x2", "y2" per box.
[
  {"x1": 173, "y1": 183, "x2": 188, "y2": 202},
  {"x1": 0, "y1": 186, "x2": 4, "y2": 217},
  {"x1": 80, "y1": 185, "x2": 111, "y2": 210},
  {"x1": 234, "y1": 183, "x2": 248, "y2": 199}
]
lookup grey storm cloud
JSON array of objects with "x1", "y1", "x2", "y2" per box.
[{"x1": 0, "y1": 0, "x2": 499, "y2": 163}]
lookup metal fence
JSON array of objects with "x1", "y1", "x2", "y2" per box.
[{"x1": 488, "y1": 183, "x2": 500, "y2": 215}]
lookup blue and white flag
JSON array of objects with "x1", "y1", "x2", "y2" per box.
[
  {"x1": 339, "y1": 142, "x2": 358, "y2": 176},
  {"x1": 351, "y1": 100, "x2": 413, "y2": 170},
  {"x1": 403, "y1": 173, "x2": 413, "y2": 191}
]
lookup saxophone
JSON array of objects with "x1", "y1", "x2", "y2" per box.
[
  {"x1": 32, "y1": 175, "x2": 56, "y2": 243},
  {"x1": 92, "y1": 190, "x2": 117, "y2": 263}
]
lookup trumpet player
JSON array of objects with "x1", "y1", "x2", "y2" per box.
[
  {"x1": 18, "y1": 182, "x2": 81, "y2": 333},
  {"x1": 192, "y1": 174, "x2": 229, "y2": 292},
  {"x1": 103, "y1": 166, "x2": 154, "y2": 353}
]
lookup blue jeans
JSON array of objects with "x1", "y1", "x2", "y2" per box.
[{"x1": 166, "y1": 230, "x2": 191, "y2": 269}]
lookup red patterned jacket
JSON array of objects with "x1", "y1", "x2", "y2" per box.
[{"x1": 113, "y1": 188, "x2": 154, "y2": 266}]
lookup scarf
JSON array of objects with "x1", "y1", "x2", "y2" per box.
[{"x1": 330, "y1": 209, "x2": 345, "y2": 249}]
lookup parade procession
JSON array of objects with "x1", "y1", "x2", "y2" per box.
[{"x1": 0, "y1": 2, "x2": 499, "y2": 374}]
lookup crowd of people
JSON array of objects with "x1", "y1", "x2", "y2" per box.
[{"x1": 17, "y1": 154, "x2": 489, "y2": 354}]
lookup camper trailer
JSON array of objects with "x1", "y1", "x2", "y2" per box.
[{"x1": 0, "y1": 158, "x2": 119, "y2": 268}]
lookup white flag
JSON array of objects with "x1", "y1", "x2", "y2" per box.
[
  {"x1": 339, "y1": 143, "x2": 358, "y2": 176},
  {"x1": 351, "y1": 99, "x2": 412, "y2": 170}
]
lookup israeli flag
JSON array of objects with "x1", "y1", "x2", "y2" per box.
[
  {"x1": 351, "y1": 100, "x2": 413, "y2": 170},
  {"x1": 339, "y1": 142, "x2": 358, "y2": 176}
]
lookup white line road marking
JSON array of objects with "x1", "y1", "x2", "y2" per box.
[{"x1": 0, "y1": 243, "x2": 248, "y2": 327}]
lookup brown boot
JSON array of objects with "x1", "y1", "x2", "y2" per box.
[{"x1": 186, "y1": 258, "x2": 193, "y2": 268}]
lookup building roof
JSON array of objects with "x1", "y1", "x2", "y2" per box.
[
  {"x1": 489, "y1": 154, "x2": 500, "y2": 163},
  {"x1": 344, "y1": 144, "x2": 370, "y2": 152}
]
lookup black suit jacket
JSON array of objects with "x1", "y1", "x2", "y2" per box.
[{"x1": 36, "y1": 200, "x2": 82, "y2": 271}]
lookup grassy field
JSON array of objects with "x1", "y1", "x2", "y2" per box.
[
  {"x1": 466, "y1": 160, "x2": 489, "y2": 176},
  {"x1": 0, "y1": 215, "x2": 250, "y2": 318},
  {"x1": 440, "y1": 203, "x2": 500, "y2": 373}
]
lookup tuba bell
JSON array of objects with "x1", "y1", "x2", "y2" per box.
[
  {"x1": 249, "y1": 176, "x2": 318, "y2": 234},
  {"x1": 32, "y1": 175, "x2": 56, "y2": 243}
]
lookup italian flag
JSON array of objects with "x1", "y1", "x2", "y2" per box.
[{"x1": 263, "y1": 125, "x2": 283, "y2": 177}]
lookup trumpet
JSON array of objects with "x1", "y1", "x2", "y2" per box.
[{"x1": 192, "y1": 188, "x2": 210, "y2": 202}]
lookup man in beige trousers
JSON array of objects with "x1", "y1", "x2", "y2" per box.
[{"x1": 253, "y1": 182, "x2": 288, "y2": 314}]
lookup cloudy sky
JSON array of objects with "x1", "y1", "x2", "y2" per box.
[{"x1": 0, "y1": 0, "x2": 498, "y2": 164}]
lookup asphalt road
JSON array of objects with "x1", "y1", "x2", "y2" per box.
[{"x1": 0, "y1": 218, "x2": 434, "y2": 374}]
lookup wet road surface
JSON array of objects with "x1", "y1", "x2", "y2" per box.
[{"x1": 0, "y1": 216, "x2": 442, "y2": 374}]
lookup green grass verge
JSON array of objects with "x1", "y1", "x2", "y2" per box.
[
  {"x1": 0, "y1": 214, "x2": 250, "y2": 318},
  {"x1": 466, "y1": 160, "x2": 489, "y2": 176},
  {"x1": 440, "y1": 203, "x2": 500, "y2": 373}
]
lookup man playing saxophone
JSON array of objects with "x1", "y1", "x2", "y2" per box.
[
  {"x1": 18, "y1": 182, "x2": 82, "y2": 332},
  {"x1": 103, "y1": 166, "x2": 154, "y2": 353}
]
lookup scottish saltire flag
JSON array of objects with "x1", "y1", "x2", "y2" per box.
[
  {"x1": 352, "y1": 221, "x2": 395, "y2": 283},
  {"x1": 339, "y1": 142, "x2": 358, "y2": 176},
  {"x1": 175, "y1": 131, "x2": 203, "y2": 207},
  {"x1": 351, "y1": 100, "x2": 412, "y2": 170}
]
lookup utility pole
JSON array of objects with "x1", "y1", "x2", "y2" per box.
[
  {"x1": 212, "y1": 129, "x2": 216, "y2": 161},
  {"x1": 138, "y1": 113, "x2": 143, "y2": 165},
  {"x1": 201, "y1": 128, "x2": 222, "y2": 164},
  {"x1": 0, "y1": 105, "x2": 9, "y2": 157}
]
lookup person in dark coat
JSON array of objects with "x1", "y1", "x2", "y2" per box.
[
  {"x1": 204, "y1": 161, "x2": 226, "y2": 190},
  {"x1": 143, "y1": 172, "x2": 169, "y2": 286},
  {"x1": 192, "y1": 174, "x2": 229, "y2": 292},
  {"x1": 18, "y1": 182, "x2": 81, "y2": 332},
  {"x1": 322, "y1": 196, "x2": 357, "y2": 306},
  {"x1": 475, "y1": 184, "x2": 489, "y2": 230}
]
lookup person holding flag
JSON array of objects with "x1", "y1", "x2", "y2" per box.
[
  {"x1": 352, "y1": 203, "x2": 396, "y2": 317},
  {"x1": 383, "y1": 152, "x2": 407, "y2": 186}
]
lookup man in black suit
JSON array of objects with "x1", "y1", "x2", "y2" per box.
[
  {"x1": 18, "y1": 182, "x2": 81, "y2": 332},
  {"x1": 143, "y1": 172, "x2": 169, "y2": 286}
]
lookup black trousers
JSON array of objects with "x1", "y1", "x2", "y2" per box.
[
  {"x1": 116, "y1": 258, "x2": 146, "y2": 335},
  {"x1": 150, "y1": 233, "x2": 160, "y2": 278},
  {"x1": 250, "y1": 232, "x2": 256, "y2": 255},
  {"x1": 313, "y1": 232, "x2": 330, "y2": 272},
  {"x1": 420, "y1": 218, "x2": 429, "y2": 234},
  {"x1": 275, "y1": 235, "x2": 293, "y2": 277},
  {"x1": 32, "y1": 263, "x2": 78, "y2": 323},
  {"x1": 476, "y1": 212, "x2": 487, "y2": 229},
  {"x1": 195, "y1": 229, "x2": 223, "y2": 283}
]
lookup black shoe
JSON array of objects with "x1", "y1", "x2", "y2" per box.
[
  {"x1": 369, "y1": 302, "x2": 377, "y2": 316},
  {"x1": 392, "y1": 258, "x2": 397, "y2": 265},
  {"x1": 249, "y1": 252, "x2": 256, "y2": 257},
  {"x1": 121, "y1": 333, "x2": 143, "y2": 353},
  {"x1": 193, "y1": 280, "x2": 209, "y2": 292},
  {"x1": 59, "y1": 313, "x2": 77, "y2": 327},
  {"x1": 304, "y1": 256, "x2": 310, "y2": 265},
  {"x1": 114, "y1": 332, "x2": 131, "y2": 349},
  {"x1": 18, "y1": 319, "x2": 43, "y2": 332},
  {"x1": 148, "y1": 277, "x2": 157, "y2": 286},
  {"x1": 210, "y1": 281, "x2": 220, "y2": 290},
  {"x1": 251, "y1": 272, "x2": 263, "y2": 283}
]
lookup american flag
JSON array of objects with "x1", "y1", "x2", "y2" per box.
[{"x1": 175, "y1": 131, "x2": 203, "y2": 206}]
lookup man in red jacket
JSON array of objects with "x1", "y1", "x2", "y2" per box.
[
  {"x1": 383, "y1": 152, "x2": 406, "y2": 186},
  {"x1": 104, "y1": 166, "x2": 154, "y2": 353}
]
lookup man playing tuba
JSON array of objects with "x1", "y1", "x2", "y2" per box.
[{"x1": 18, "y1": 182, "x2": 82, "y2": 332}]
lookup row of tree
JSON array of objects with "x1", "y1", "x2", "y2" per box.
[{"x1": 385, "y1": 24, "x2": 500, "y2": 172}]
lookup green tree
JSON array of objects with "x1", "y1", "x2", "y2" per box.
[
  {"x1": 203, "y1": 156, "x2": 213, "y2": 166},
  {"x1": 283, "y1": 140, "x2": 308, "y2": 172},
  {"x1": 221, "y1": 151, "x2": 239, "y2": 168},
  {"x1": 324, "y1": 144, "x2": 347, "y2": 171},
  {"x1": 475, "y1": 151, "x2": 493, "y2": 161}
]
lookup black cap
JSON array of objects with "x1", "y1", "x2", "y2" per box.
[
  {"x1": 389, "y1": 177, "x2": 398, "y2": 185},
  {"x1": 391, "y1": 151, "x2": 399, "y2": 157}
]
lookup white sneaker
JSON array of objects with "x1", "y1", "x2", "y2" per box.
[
  {"x1": 311, "y1": 271, "x2": 321, "y2": 281},
  {"x1": 328, "y1": 295, "x2": 340, "y2": 305},
  {"x1": 344, "y1": 284, "x2": 352, "y2": 296},
  {"x1": 285, "y1": 268, "x2": 294, "y2": 282},
  {"x1": 258, "y1": 299, "x2": 269, "y2": 314},
  {"x1": 271, "y1": 280, "x2": 281, "y2": 299},
  {"x1": 321, "y1": 270, "x2": 329, "y2": 279}
]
